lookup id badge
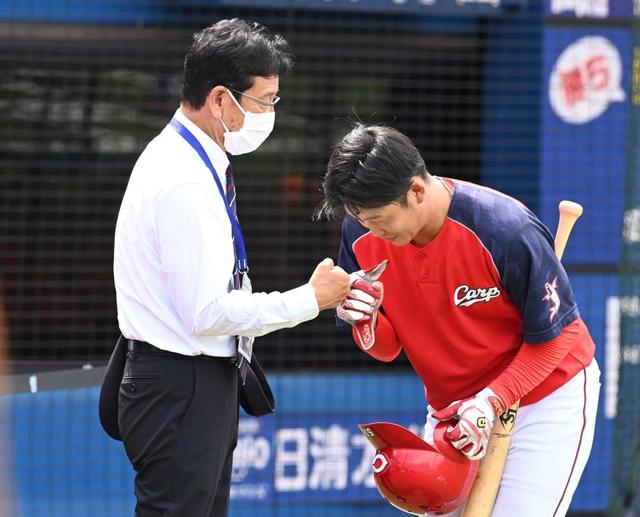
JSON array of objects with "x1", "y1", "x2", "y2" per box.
[
  {"x1": 241, "y1": 272, "x2": 252, "y2": 294},
  {"x1": 238, "y1": 335, "x2": 254, "y2": 363},
  {"x1": 237, "y1": 272, "x2": 254, "y2": 363}
]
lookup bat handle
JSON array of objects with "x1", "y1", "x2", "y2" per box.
[{"x1": 555, "y1": 200, "x2": 583, "y2": 261}]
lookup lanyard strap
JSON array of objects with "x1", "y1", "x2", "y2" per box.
[{"x1": 169, "y1": 117, "x2": 248, "y2": 272}]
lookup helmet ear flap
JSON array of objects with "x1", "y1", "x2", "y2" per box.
[{"x1": 359, "y1": 421, "x2": 479, "y2": 515}]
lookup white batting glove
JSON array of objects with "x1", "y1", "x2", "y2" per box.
[
  {"x1": 432, "y1": 387, "x2": 506, "y2": 460},
  {"x1": 337, "y1": 276, "x2": 383, "y2": 350}
]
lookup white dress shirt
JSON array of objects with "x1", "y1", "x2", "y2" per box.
[{"x1": 114, "y1": 108, "x2": 319, "y2": 357}]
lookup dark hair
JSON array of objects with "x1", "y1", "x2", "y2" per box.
[
  {"x1": 181, "y1": 18, "x2": 294, "y2": 109},
  {"x1": 317, "y1": 124, "x2": 429, "y2": 220}
]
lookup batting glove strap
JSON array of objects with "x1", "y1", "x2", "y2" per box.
[
  {"x1": 352, "y1": 312, "x2": 378, "y2": 351},
  {"x1": 478, "y1": 386, "x2": 508, "y2": 416}
]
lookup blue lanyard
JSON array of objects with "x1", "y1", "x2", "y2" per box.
[{"x1": 169, "y1": 117, "x2": 248, "y2": 272}]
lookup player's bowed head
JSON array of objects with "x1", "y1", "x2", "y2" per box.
[{"x1": 316, "y1": 123, "x2": 449, "y2": 248}]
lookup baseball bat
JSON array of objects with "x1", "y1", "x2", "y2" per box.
[{"x1": 461, "y1": 200, "x2": 583, "y2": 517}]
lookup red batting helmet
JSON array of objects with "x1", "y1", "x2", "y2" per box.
[{"x1": 358, "y1": 421, "x2": 479, "y2": 515}]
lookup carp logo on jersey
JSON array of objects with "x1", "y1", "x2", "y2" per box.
[
  {"x1": 542, "y1": 276, "x2": 561, "y2": 322},
  {"x1": 453, "y1": 285, "x2": 501, "y2": 307}
]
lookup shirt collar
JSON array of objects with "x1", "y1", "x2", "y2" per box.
[{"x1": 173, "y1": 107, "x2": 230, "y2": 178}]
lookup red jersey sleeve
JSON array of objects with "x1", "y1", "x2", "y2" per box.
[{"x1": 488, "y1": 319, "x2": 580, "y2": 407}]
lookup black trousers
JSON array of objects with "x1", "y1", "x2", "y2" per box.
[{"x1": 118, "y1": 343, "x2": 239, "y2": 517}]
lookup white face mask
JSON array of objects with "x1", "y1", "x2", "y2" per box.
[{"x1": 219, "y1": 88, "x2": 275, "y2": 155}]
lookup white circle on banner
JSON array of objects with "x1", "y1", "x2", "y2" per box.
[{"x1": 549, "y1": 36, "x2": 626, "y2": 125}]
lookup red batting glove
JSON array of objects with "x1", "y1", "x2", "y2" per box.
[
  {"x1": 336, "y1": 278, "x2": 383, "y2": 350},
  {"x1": 432, "y1": 387, "x2": 506, "y2": 460}
]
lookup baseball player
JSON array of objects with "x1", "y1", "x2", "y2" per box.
[{"x1": 319, "y1": 124, "x2": 601, "y2": 517}]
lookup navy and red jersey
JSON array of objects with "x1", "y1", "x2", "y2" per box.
[{"x1": 338, "y1": 178, "x2": 595, "y2": 410}]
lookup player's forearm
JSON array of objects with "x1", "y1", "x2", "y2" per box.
[
  {"x1": 190, "y1": 284, "x2": 319, "y2": 337},
  {"x1": 354, "y1": 312, "x2": 402, "y2": 362},
  {"x1": 488, "y1": 319, "x2": 579, "y2": 407}
]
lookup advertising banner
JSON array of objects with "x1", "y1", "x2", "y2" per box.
[{"x1": 540, "y1": 27, "x2": 630, "y2": 265}]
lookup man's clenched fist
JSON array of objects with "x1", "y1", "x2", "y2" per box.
[{"x1": 309, "y1": 258, "x2": 350, "y2": 311}]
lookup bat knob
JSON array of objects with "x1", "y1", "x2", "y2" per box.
[{"x1": 558, "y1": 200, "x2": 583, "y2": 218}]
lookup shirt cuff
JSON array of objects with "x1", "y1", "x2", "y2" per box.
[{"x1": 282, "y1": 284, "x2": 320, "y2": 325}]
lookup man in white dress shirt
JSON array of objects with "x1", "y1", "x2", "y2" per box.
[{"x1": 113, "y1": 19, "x2": 349, "y2": 516}]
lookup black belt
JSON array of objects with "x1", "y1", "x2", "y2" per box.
[
  {"x1": 127, "y1": 339, "x2": 235, "y2": 363},
  {"x1": 127, "y1": 339, "x2": 169, "y2": 355}
]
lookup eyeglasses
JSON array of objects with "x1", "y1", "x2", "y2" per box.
[{"x1": 230, "y1": 88, "x2": 281, "y2": 108}]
